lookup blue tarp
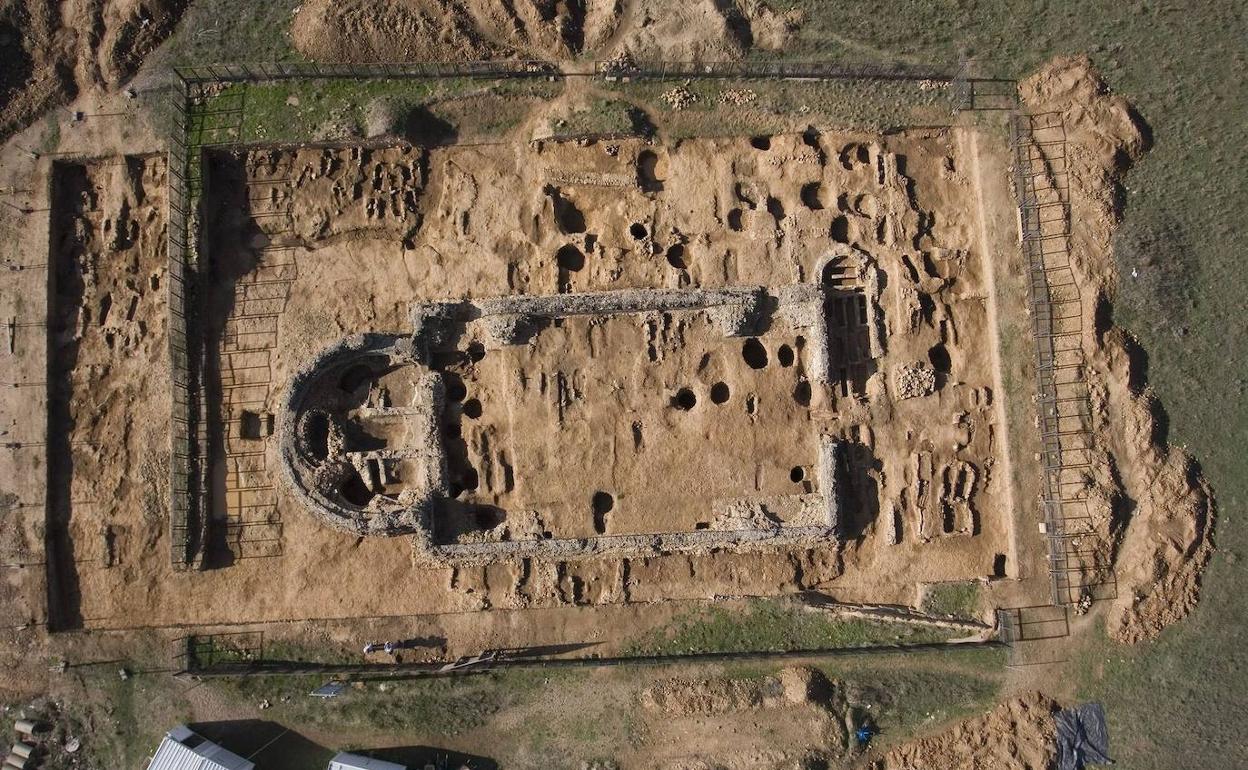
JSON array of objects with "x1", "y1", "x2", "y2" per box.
[{"x1": 1055, "y1": 702, "x2": 1113, "y2": 770}]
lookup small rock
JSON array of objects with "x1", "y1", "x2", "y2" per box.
[
  {"x1": 894, "y1": 362, "x2": 937, "y2": 399},
  {"x1": 660, "y1": 85, "x2": 697, "y2": 111},
  {"x1": 65, "y1": 737, "x2": 81, "y2": 753},
  {"x1": 1074, "y1": 593, "x2": 1093, "y2": 615},
  {"x1": 258, "y1": 699, "x2": 271, "y2": 710},
  {"x1": 719, "y1": 88, "x2": 757, "y2": 106}
]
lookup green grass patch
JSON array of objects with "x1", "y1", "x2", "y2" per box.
[
  {"x1": 603, "y1": 76, "x2": 960, "y2": 138},
  {"x1": 836, "y1": 659, "x2": 1004, "y2": 746},
  {"x1": 257, "y1": 638, "x2": 359, "y2": 666},
  {"x1": 808, "y1": 645, "x2": 1006, "y2": 747},
  {"x1": 547, "y1": 97, "x2": 646, "y2": 139},
  {"x1": 213, "y1": 668, "x2": 577, "y2": 739},
  {"x1": 144, "y1": 0, "x2": 306, "y2": 70},
  {"x1": 188, "y1": 77, "x2": 560, "y2": 146},
  {"x1": 39, "y1": 111, "x2": 61, "y2": 154},
  {"x1": 625, "y1": 599, "x2": 954, "y2": 656},
  {"x1": 922, "y1": 582, "x2": 981, "y2": 618},
  {"x1": 62, "y1": 665, "x2": 193, "y2": 770}
]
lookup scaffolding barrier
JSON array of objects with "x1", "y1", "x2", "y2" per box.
[
  {"x1": 1010, "y1": 111, "x2": 1117, "y2": 607},
  {"x1": 167, "y1": 78, "x2": 198, "y2": 569}
]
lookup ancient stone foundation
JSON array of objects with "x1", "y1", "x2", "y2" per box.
[{"x1": 279, "y1": 284, "x2": 846, "y2": 565}]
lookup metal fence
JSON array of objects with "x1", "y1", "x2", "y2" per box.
[
  {"x1": 164, "y1": 57, "x2": 988, "y2": 120},
  {"x1": 996, "y1": 604, "x2": 1070, "y2": 666},
  {"x1": 172, "y1": 60, "x2": 559, "y2": 85},
  {"x1": 167, "y1": 77, "x2": 198, "y2": 570},
  {"x1": 175, "y1": 631, "x2": 266, "y2": 669},
  {"x1": 177, "y1": 638, "x2": 1004, "y2": 679},
  {"x1": 162, "y1": 61, "x2": 569, "y2": 570},
  {"x1": 594, "y1": 59, "x2": 957, "y2": 81},
  {"x1": 1010, "y1": 111, "x2": 1116, "y2": 606},
  {"x1": 169, "y1": 58, "x2": 963, "y2": 86},
  {"x1": 997, "y1": 605, "x2": 1070, "y2": 645}
]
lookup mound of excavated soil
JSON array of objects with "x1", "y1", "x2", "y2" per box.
[
  {"x1": 289, "y1": 0, "x2": 796, "y2": 63},
  {"x1": 291, "y1": 0, "x2": 501, "y2": 63},
  {"x1": 614, "y1": 0, "x2": 798, "y2": 62},
  {"x1": 1019, "y1": 56, "x2": 1215, "y2": 643},
  {"x1": 641, "y1": 667, "x2": 835, "y2": 716},
  {"x1": 636, "y1": 668, "x2": 849, "y2": 769},
  {"x1": 0, "y1": 0, "x2": 185, "y2": 139},
  {"x1": 643, "y1": 675, "x2": 782, "y2": 715},
  {"x1": 46, "y1": 155, "x2": 171, "y2": 630},
  {"x1": 1099, "y1": 329, "x2": 1214, "y2": 644},
  {"x1": 865, "y1": 692, "x2": 1059, "y2": 770}
]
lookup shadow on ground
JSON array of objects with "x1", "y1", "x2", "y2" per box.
[{"x1": 187, "y1": 719, "x2": 497, "y2": 769}]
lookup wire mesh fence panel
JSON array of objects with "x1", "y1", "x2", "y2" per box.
[
  {"x1": 179, "y1": 631, "x2": 266, "y2": 671},
  {"x1": 168, "y1": 77, "x2": 195, "y2": 569},
  {"x1": 594, "y1": 59, "x2": 959, "y2": 82},
  {"x1": 173, "y1": 60, "x2": 559, "y2": 85},
  {"x1": 1010, "y1": 111, "x2": 1116, "y2": 607}
]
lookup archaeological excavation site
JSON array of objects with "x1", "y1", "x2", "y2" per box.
[
  {"x1": 33, "y1": 113, "x2": 1022, "y2": 630},
  {"x1": 0, "y1": 3, "x2": 1226, "y2": 765},
  {"x1": 266, "y1": 133, "x2": 1003, "y2": 569},
  {"x1": 7, "y1": 59, "x2": 1208, "y2": 646}
]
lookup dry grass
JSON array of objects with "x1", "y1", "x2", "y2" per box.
[{"x1": 751, "y1": 4, "x2": 1248, "y2": 767}]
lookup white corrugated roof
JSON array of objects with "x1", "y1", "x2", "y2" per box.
[
  {"x1": 328, "y1": 752, "x2": 407, "y2": 770},
  {"x1": 146, "y1": 726, "x2": 255, "y2": 770}
]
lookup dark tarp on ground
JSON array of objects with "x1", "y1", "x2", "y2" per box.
[{"x1": 1055, "y1": 702, "x2": 1113, "y2": 770}]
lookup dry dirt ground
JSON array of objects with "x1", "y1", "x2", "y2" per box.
[
  {"x1": 290, "y1": 0, "x2": 800, "y2": 65},
  {"x1": 1015, "y1": 57, "x2": 1213, "y2": 643},
  {"x1": 866, "y1": 692, "x2": 1059, "y2": 770},
  {"x1": 23, "y1": 122, "x2": 1017, "y2": 634},
  {"x1": 0, "y1": 1, "x2": 1219, "y2": 765},
  {"x1": 0, "y1": 0, "x2": 185, "y2": 137}
]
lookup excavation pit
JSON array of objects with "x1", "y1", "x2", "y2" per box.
[{"x1": 31, "y1": 124, "x2": 1024, "y2": 628}]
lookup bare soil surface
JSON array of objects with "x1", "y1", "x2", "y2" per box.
[
  {"x1": 44, "y1": 155, "x2": 171, "y2": 630},
  {"x1": 0, "y1": 0, "x2": 185, "y2": 139},
  {"x1": 1017, "y1": 56, "x2": 1215, "y2": 643},
  {"x1": 863, "y1": 691, "x2": 1059, "y2": 770},
  {"x1": 636, "y1": 667, "x2": 851, "y2": 769},
  {"x1": 290, "y1": 0, "x2": 798, "y2": 63},
  {"x1": 21, "y1": 123, "x2": 1014, "y2": 632}
]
